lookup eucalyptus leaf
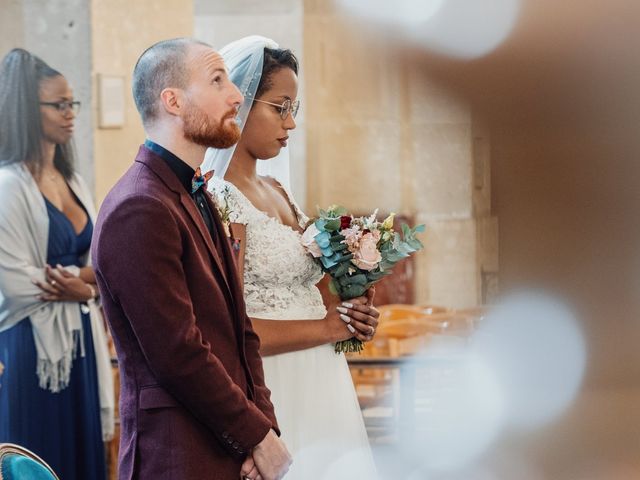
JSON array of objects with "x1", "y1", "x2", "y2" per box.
[
  {"x1": 333, "y1": 262, "x2": 351, "y2": 278},
  {"x1": 347, "y1": 274, "x2": 368, "y2": 285},
  {"x1": 340, "y1": 284, "x2": 367, "y2": 299},
  {"x1": 330, "y1": 206, "x2": 348, "y2": 216},
  {"x1": 320, "y1": 255, "x2": 339, "y2": 269},
  {"x1": 330, "y1": 242, "x2": 348, "y2": 251},
  {"x1": 328, "y1": 278, "x2": 339, "y2": 295},
  {"x1": 324, "y1": 218, "x2": 341, "y2": 231},
  {"x1": 320, "y1": 246, "x2": 334, "y2": 256}
]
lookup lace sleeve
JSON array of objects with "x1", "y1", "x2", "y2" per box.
[{"x1": 209, "y1": 178, "x2": 247, "y2": 224}]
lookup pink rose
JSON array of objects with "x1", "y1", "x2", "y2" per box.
[
  {"x1": 352, "y1": 232, "x2": 382, "y2": 271},
  {"x1": 301, "y1": 224, "x2": 323, "y2": 258}
]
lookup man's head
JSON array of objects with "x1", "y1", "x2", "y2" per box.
[{"x1": 132, "y1": 38, "x2": 243, "y2": 149}]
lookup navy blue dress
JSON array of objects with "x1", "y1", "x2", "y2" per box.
[{"x1": 0, "y1": 196, "x2": 106, "y2": 480}]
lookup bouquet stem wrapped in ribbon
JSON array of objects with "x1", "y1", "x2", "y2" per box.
[{"x1": 301, "y1": 206, "x2": 425, "y2": 353}]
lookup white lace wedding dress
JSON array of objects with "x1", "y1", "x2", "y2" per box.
[{"x1": 210, "y1": 177, "x2": 377, "y2": 479}]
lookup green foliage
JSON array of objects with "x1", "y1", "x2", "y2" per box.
[{"x1": 307, "y1": 209, "x2": 426, "y2": 354}]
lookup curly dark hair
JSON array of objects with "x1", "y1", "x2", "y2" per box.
[{"x1": 255, "y1": 47, "x2": 299, "y2": 99}]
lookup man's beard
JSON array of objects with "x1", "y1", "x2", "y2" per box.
[{"x1": 183, "y1": 103, "x2": 240, "y2": 149}]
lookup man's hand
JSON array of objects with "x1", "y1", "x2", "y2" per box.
[
  {"x1": 240, "y1": 454, "x2": 262, "y2": 480},
  {"x1": 251, "y1": 429, "x2": 292, "y2": 480}
]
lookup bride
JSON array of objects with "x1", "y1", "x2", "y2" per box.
[{"x1": 204, "y1": 36, "x2": 379, "y2": 479}]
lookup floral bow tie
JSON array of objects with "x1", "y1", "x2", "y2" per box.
[{"x1": 191, "y1": 167, "x2": 213, "y2": 194}]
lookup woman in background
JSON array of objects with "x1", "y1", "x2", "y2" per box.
[{"x1": 0, "y1": 48, "x2": 113, "y2": 480}]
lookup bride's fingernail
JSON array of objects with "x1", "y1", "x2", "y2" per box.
[
  {"x1": 341, "y1": 302, "x2": 353, "y2": 309},
  {"x1": 340, "y1": 314, "x2": 351, "y2": 323},
  {"x1": 347, "y1": 324, "x2": 356, "y2": 333},
  {"x1": 336, "y1": 307, "x2": 348, "y2": 314}
]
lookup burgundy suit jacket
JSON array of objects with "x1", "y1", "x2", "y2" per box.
[{"x1": 92, "y1": 146, "x2": 278, "y2": 479}]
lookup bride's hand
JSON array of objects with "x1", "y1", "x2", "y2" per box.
[
  {"x1": 324, "y1": 307, "x2": 358, "y2": 343},
  {"x1": 323, "y1": 288, "x2": 380, "y2": 343},
  {"x1": 345, "y1": 286, "x2": 376, "y2": 307},
  {"x1": 336, "y1": 300, "x2": 380, "y2": 343}
]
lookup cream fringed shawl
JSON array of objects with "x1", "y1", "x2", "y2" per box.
[{"x1": 0, "y1": 163, "x2": 114, "y2": 441}]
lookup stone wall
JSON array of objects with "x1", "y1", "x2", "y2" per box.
[
  {"x1": 304, "y1": 0, "x2": 497, "y2": 307},
  {"x1": 91, "y1": 0, "x2": 194, "y2": 203}
]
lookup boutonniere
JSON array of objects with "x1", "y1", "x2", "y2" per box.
[{"x1": 215, "y1": 185, "x2": 233, "y2": 238}]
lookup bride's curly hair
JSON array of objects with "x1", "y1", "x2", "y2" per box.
[{"x1": 256, "y1": 47, "x2": 299, "y2": 99}]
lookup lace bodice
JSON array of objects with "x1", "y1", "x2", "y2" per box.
[{"x1": 210, "y1": 178, "x2": 326, "y2": 320}]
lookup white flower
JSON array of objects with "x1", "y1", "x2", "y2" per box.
[
  {"x1": 341, "y1": 226, "x2": 362, "y2": 252},
  {"x1": 301, "y1": 224, "x2": 323, "y2": 258}
]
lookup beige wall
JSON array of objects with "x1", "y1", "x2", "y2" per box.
[
  {"x1": 303, "y1": 1, "x2": 497, "y2": 307},
  {"x1": 0, "y1": 0, "x2": 24, "y2": 58},
  {"x1": 2, "y1": 0, "x2": 493, "y2": 308},
  {"x1": 91, "y1": 0, "x2": 194, "y2": 204}
]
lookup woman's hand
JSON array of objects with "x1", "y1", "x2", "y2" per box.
[
  {"x1": 324, "y1": 304, "x2": 358, "y2": 343},
  {"x1": 33, "y1": 264, "x2": 95, "y2": 302},
  {"x1": 323, "y1": 290, "x2": 380, "y2": 343},
  {"x1": 336, "y1": 300, "x2": 380, "y2": 343},
  {"x1": 322, "y1": 287, "x2": 379, "y2": 343}
]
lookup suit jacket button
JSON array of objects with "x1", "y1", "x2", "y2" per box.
[
  {"x1": 222, "y1": 431, "x2": 229, "y2": 439},
  {"x1": 232, "y1": 442, "x2": 240, "y2": 450}
]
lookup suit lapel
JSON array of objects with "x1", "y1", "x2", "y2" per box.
[
  {"x1": 135, "y1": 146, "x2": 233, "y2": 300},
  {"x1": 178, "y1": 192, "x2": 233, "y2": 296},
  {"x1": 135, "y1": 146, "x2": 255, "y2": 395},
  {"x1": 204, "y1": 192, "x2": 254, "y2": 391},
  {"x1": 203, "y1": 192, "x2": 247, "y2": 327}
]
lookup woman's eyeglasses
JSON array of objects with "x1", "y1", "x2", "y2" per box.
[
  {"x1": 253, "y1": 98, "x2": 300, "y2": 120},
  {"x1": 40, "y1": 100, "x2": 81, "y2": 115}
]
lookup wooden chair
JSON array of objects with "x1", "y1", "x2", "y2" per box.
[
  {"x1": 348, "y1": 304, "x2": 483, "y2": 441},
  {"x1": 0, "y1": 444, "x2": 59, "y2": 480},
  {"x1": 349, "y1": 304, "x2": 446, "y2": 440},
  {"x1": 106, "y1": 334, "x2": 120, "y2": 480}
]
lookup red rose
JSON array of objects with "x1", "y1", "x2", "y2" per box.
[{"x1": 340, "y1": 215, "x2": 351, "y2": 230}]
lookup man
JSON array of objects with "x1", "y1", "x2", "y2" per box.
[{"x1": 92, "y1": 38, "x2": 291, "y2": 480}]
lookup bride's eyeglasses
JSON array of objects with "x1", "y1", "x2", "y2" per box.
[{"x1": 253, "y1": 98, "x2": 300, "y2": 120}]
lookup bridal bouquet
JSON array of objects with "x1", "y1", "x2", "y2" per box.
[{"x1": 301, "y1": 205, "x2": 425, "y2": 353}]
